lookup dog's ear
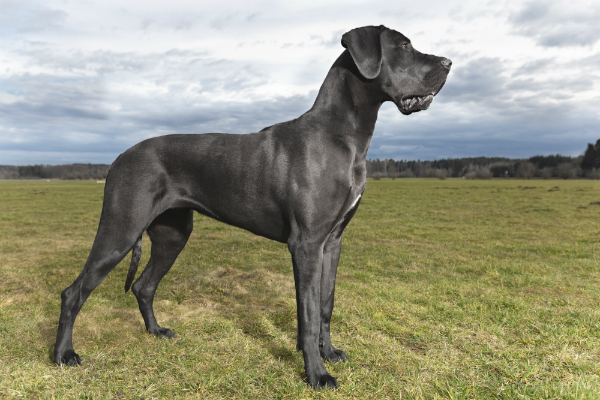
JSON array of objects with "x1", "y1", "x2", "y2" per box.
[{"x1": 341, "y1": 25, "x2": 385, "y2": 79}]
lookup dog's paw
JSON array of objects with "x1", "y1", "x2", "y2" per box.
[
  {"x1": 55, "y1": 349, "x2": 82, "y2": 366},
  {"x1": 149, "y1": 327, "x2": 176, "y2": 338},
  {"x1": 307, "y1": 373, "x2": 339, "y2": 389},
  {"x1": 321, "y1": 347, "x2": 348, "y2": 363}
]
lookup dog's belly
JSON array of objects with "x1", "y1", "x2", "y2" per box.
[{"x1": 174, "y1": 191, "x2": 291, "y2": 243}]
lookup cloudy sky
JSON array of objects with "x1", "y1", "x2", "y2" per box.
[{"x1": 1, "y1": 0, "x2": 599, "y2": 165}]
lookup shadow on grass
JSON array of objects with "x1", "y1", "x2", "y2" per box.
[
  {"x1": 31, "y1": 235, "x2": 306, "y2": 381},
  {"x1": 193, "y1": 265, "x2": 303, "y2": 370}
]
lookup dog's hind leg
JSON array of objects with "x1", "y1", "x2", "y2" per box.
[
  {"x1": 131, "y1": 208, "x2": 193, "y2": 338},
  {"x1": 54, "y1": 217, "x2": 145, "y2": 366}
]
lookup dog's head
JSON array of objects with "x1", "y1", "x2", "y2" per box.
[{"x1": 342, "y1": 25, "x2": 451, "y2": 115}]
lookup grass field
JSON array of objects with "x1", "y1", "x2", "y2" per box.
[{"x1": 1, "y1": 178, "x2": 599, "y2": 399}]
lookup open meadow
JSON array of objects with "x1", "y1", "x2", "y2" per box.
[{"x1": 1, "y1": 178, "x2": 599, "y2": 399}]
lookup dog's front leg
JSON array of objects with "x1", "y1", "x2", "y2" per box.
[
  {"x1": 319, "y1": 234, "x2": 347, "y2": 363},
  {"x1": 319, "y1": 199, "x2": 360, "y2": 363},
  {"x1": 289, "y1": 238, "x2": 338, "y2": 389}
]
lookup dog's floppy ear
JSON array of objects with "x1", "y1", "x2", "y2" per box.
[{"x1": 341, "y1": 25, "x2": 385, "y2": 79}]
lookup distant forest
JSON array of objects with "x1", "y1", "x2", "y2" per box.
[
  {"x1": 0, "y1": 164, "x2": 110, "y2": 180},
  {"x1": 368, "y1": 155, "x2": 591, "y2": 179},
  {"x1": 2, "y1": 139, "x2": 600, "y2": 180},
  {"x1": 368, "y1": 139, "x2": 600, "y2": 180}
]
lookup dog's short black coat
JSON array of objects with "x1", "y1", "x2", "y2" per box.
[{"x1": 54, "y1": 25, "x2": 450, "y2": 389}]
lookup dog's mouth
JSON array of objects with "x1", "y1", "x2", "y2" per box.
[{"x1": 398, "y1": 93, "x2": 435, "y2": 115}]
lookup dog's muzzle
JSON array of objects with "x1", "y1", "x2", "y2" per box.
[{"x1": 398, "y1": 93, "x2": 435, "y2": 115}]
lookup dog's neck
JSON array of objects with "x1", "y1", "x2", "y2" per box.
[{"x1": 309, "y1": 50, "x2": 384, "y2": 160}]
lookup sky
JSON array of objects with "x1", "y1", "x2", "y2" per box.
[{"x1": 1, "y1": 0, "x2": 599, "y2": 165}]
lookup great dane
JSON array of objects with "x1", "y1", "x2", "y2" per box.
[{"x1": 54, "y1": 25, "x2": 451, "y2": 388}]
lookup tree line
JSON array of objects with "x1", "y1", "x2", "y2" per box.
[
  {"x1": 368, "y1": 138, "x2": 600, "y2": 179},
  {"x1": 366, "y1": 154, "x2": 596, "y2": 179},
  {"x1": 582, "y1": 139, "x2": 600, "y2": 170},
  {"x1": 0, "y1": 164, "x2": 110, "y2": 180},
  {"x1": 2, "y1": 139, "x2": 599, "y2": 180}
]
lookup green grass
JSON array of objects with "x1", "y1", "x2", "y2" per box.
[{"x1": 1, "y1": 178, "x2": 599, "y2": 399}]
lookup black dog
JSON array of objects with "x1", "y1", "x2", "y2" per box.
[{"x1": 54, "y1": 25, "x2": 450, "y2": 389}]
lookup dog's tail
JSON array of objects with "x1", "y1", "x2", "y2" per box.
[{"x1": 124, "y1": 236, "x2": 143, "y2": 293}]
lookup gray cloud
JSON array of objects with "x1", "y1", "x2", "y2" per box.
[
  {"x1": 126, "y1": 93, "x2": 315, "y2": 134},
  {"x1": 369, "y1": 100, "x2": 599, "y2": 161},
  {"x1": 511, "y1": 58, "x2": 554, "y2": 77},
  {"x1": 510, "y1": 1, "x2": 600, "y2": 47},
  {"x1": 140, "y1": 19, "x2": 155, "y2": 30},
  {"x1": 436, "y1": 55, "x2": 598, "y2": 122},
  {"x1": 0, "y1": 3, "x2": 68, "y2": 34},
  {"x1": 246, "y1": 12, "x2": 260, "y2": 23},
  {"x1": 574, "y1": 51, "x2": 600, "y2": 75},
  {"x1": 210, "y1": 12, "x2": 238, "y2": 30},
  {"x1": 505, "y1": 76, "x2": 594, "y2": 97},
  {"x1": 0, "y1": 74, "x2": 108, "y2": 120},
  {"x1": 310, "y1": 30, "x2": 346, "y2": 48},
  {"x1": 174, "y1": 19, "x2": 196, "y2": 31},
  {"x1": 3, "y1": 44, "x2": 598, "y2": 164},
  {"x1": 15, "y1": 47, "x2": 214, "y2": 77},
  {"x1": 0, "y1": 64, "x2": 314, "y2": 161},
  {"x1": 438, "y1": 57, "x2": 508, "y2": 104},
  {"x1": 0, "y1": 92, "x2": 315, "y2": 164}
]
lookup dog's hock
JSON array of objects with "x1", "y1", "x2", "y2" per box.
[{"x1": 341, "y1": 25, "x2": 385, "y2": 79}]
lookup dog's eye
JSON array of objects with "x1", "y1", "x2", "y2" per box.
[{"x1": 401, "y1": 44, "x2": 408, "y2": 49}]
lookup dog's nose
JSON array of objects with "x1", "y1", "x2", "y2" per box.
[{"x1": 440, "y1": 58, "x2": 452, "y2": 69}]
